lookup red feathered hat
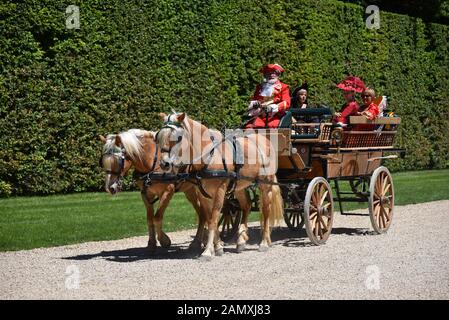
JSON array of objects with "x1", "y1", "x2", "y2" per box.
[
  {"x1": 336, "y1": 76, "x2": 366, "y2": 93},
  {"x1": 259, "y1": 63, "x2": 285, "y2": 74}
]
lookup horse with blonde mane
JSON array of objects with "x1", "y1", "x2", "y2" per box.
[
  {"x1": 99, "y1": 129, "x2": 207, "y2": 252},
  {"x1": 156, "y1": 112, "x2": 284, "y2": 260}
]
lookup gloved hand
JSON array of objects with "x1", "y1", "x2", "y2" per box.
[
  {"x1": 266, "y1": 104, "x2": 279, "y2": 114},
  {"x1": 248, "y1": 100, "x2": 260, "y2": 110}
]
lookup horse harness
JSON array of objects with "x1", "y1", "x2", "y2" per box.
[{"x1": 155, "y1": 119, "x2": 275, "y2": 199}]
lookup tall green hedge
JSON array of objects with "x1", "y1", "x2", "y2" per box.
[{"x1": 1, "y1": 0, "x2": 448, "y2": 196}]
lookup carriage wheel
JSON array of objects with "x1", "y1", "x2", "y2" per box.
[
  {"x1": 349, "y1": 178, "x2": 369, "y2": 199},
  {"x1": 369, "y1": 166, "x2": 394, "y2": 234},
  {"x1": 284, "y1": 209, "x2": 305, "y2": 231},
  {"x1": 303, "y1": 177, "x2": 334, "y2": 245},
  {"x1": 283, "y1": 188, "x2": 305, "y2": 231},
  {"x1": 218, "y1": 198, "x2": 243, "y2": 242}
]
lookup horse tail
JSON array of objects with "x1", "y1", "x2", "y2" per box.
[
  {"x1": 269, "y1": 176, "x2": 284, "y2": 227},
  {"x1": 258, "y1": 176, "x2": 284, "y2": 227}
]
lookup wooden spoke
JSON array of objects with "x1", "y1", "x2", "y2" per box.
[
  {"x1": 374, "y1": 203, "x2": 380, "y2": 217},
  {"x1": 318, "y1": 223, "x2": 324, "y2": 238},
  {"x1": 311, "y1": 189, "x2": 319, "y2": 206},
  {"x1": 314, "y1": 220, "x2": 319, "y2": 237},
  {"x1": 379, "y1": 207, "x2": 386, "y2": 229},
  {"x1": 318, "y1": 215, "x2": 328, "y2": 233},
  {"x1": 320, "y1": 190, "x2": 329, "y2": 206},
  {"x1": 322, "y1": 202, "x2": 331, "y2": 209},
  {"x1": 383, "y1": 183, "x2": 391, "y2": 195}
]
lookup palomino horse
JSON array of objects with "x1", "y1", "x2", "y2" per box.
[
  {"x1": 99, "y1": 129, "x2": 207, "y2": 252},
  {"x1": 156, "y1": 112, "x2": 284, "y2": 260}
]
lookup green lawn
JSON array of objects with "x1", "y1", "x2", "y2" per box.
[{"x1": 1, "y1": 169, "x2": 448, "y2": 251}]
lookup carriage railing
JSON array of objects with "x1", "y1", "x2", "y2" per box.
[
  {"x1": 337, "y1": 116, "x2": 401, "y2": 149},
  {"x1": 340, "y1": 131, "x2": 397, "y2": 148}
]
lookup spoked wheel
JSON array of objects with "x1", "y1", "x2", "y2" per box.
[
  {"x1": 369, "y1": 166, "x2": 394, "y2": 233},
  {"x1": 304, "y1": 177, "x2": 334, "y2": 245},
  {"x1": 282, "y1": 187, "x2": 305, "y2": 231},
  {"x1": 349, "y1": 178, "x2": 369, "y2": 199},
  {"x1": 218, "y1": 198, "x2": 243, "y2": 242}
]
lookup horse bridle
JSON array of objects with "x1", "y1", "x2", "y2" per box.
[
  {"x1": 155, "y1": 117, "x2": 183, "y2": 156},
  {"x1": 99, "y1": 146, "x2": 127, "y2": 176},
  {"x1": 100, "y1": 143, "x2": 160, "y2": 177}
]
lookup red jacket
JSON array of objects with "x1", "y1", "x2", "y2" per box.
[
  {"x1": 354, "y1": 102, "x2": 380, "y2": 131},
  {"x1": 252, "y1": 80, "x2": 290, "y2": 115},
  {"x1": 337, "y1": 101, "x2": 360, "y2": 124}
]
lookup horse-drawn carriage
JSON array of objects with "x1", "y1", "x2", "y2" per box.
[
  {"x1": 218, "y1": 107, "x2": 404, "y2": 245},
  {"x1": 100, "y1": 104, "x2": 404, "y2": 259}
]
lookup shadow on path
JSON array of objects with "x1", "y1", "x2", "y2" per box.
[
  {"x1": 62, "y1": 225, "x2": 374, "y2": 262},
  {"x1": 62, "y1": 241, "x2": 201, "y2": 262}
]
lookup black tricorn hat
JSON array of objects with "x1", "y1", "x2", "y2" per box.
[{"x1": 299, "y1": 81, "x2": 308, "y2": 92}]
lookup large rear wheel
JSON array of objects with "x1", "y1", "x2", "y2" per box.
[
  {"x1": 369, "y1": 166, "x2": 394, "y2": 233},
  {"x1": 303, "y1": 177, "x2": 334, "y2": 245}
]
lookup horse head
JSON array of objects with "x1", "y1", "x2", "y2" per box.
[
  {"x1": 99, "y1": 129, "x2": 157, "y2": 194},
  {"x1": 156, "y1": 112, "x2": 187, "y2": 172},
  {"x1": 99, "y1": 134, "x2": 132, "y2": 194}
]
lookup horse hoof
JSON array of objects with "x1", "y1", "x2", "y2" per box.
[
  {"x1": 236, "y1": 243, "x2": 246, "y2": 253},
  {"x1": 258, "y1": 244, "x2": 269, "y2": 252},
  {"x1": 147, "y1": 244, "x2": 157, "y2": 254},
  {"x1": 215, "y1": 248, "x2": 224, "y2": 256},
  {"x1": 159, "y1": 235, "x2": 171, "y2": 248},
  {"x1": 188, "y1": 241, "x2": 202, "y2": 251}
]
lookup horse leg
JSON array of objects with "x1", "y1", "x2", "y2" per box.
[
  {"x1": 184, "y1": 187, "x2": 205, "y2": 251},
  {"x1": 141, "y1": 191, "x2": 157, "y2": 253},
  {"x1": 234, "y1": 189, "x2": 251, "y2": 253},
  {"x1": 196, "y1": 194, "x2": 214, "y2": 260},
  {"x1": 258, "y1": 183, "x2": 273, "y2": 252},
  {"x1": 200, "y1": 181, "x2": 227, "y2": 260},
  {"x1": 154, "y1": 185, "x2": 175, "y2": 249},
  {"x1": 212, "y1": 182, "x2": 228, "y2": 257}
]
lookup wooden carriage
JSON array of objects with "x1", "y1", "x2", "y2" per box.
[{"x1": 218, "y1": 108, "x2": 404, "y2": 245}]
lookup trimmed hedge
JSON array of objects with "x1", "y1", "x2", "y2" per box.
[{"x1": 1, "y1": 0, "x2": 448, "y2": 196}]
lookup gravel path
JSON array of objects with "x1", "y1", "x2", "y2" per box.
[{"x1": 1, "y1": 200, "x2": 449, "y2": 300}]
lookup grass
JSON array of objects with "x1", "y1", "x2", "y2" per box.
[{"x1": 1, "y1": 169, "x2": 448, "y2": 251}]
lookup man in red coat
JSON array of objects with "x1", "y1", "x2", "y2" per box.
[{"x1": 245, "y1": 64, "x2": 290, "y2": 128}]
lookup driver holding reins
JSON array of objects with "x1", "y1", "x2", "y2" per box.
[{"x1": 245, "y1": 63, "x2": 291, "y2": 128}]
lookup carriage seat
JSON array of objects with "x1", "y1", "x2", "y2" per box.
[
  {"x1": 279, "y1": 107, "x2": 332, "y2": 127},
  {"x1": 280, "y1": 107, "x2": 333, "y2": 139}
]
